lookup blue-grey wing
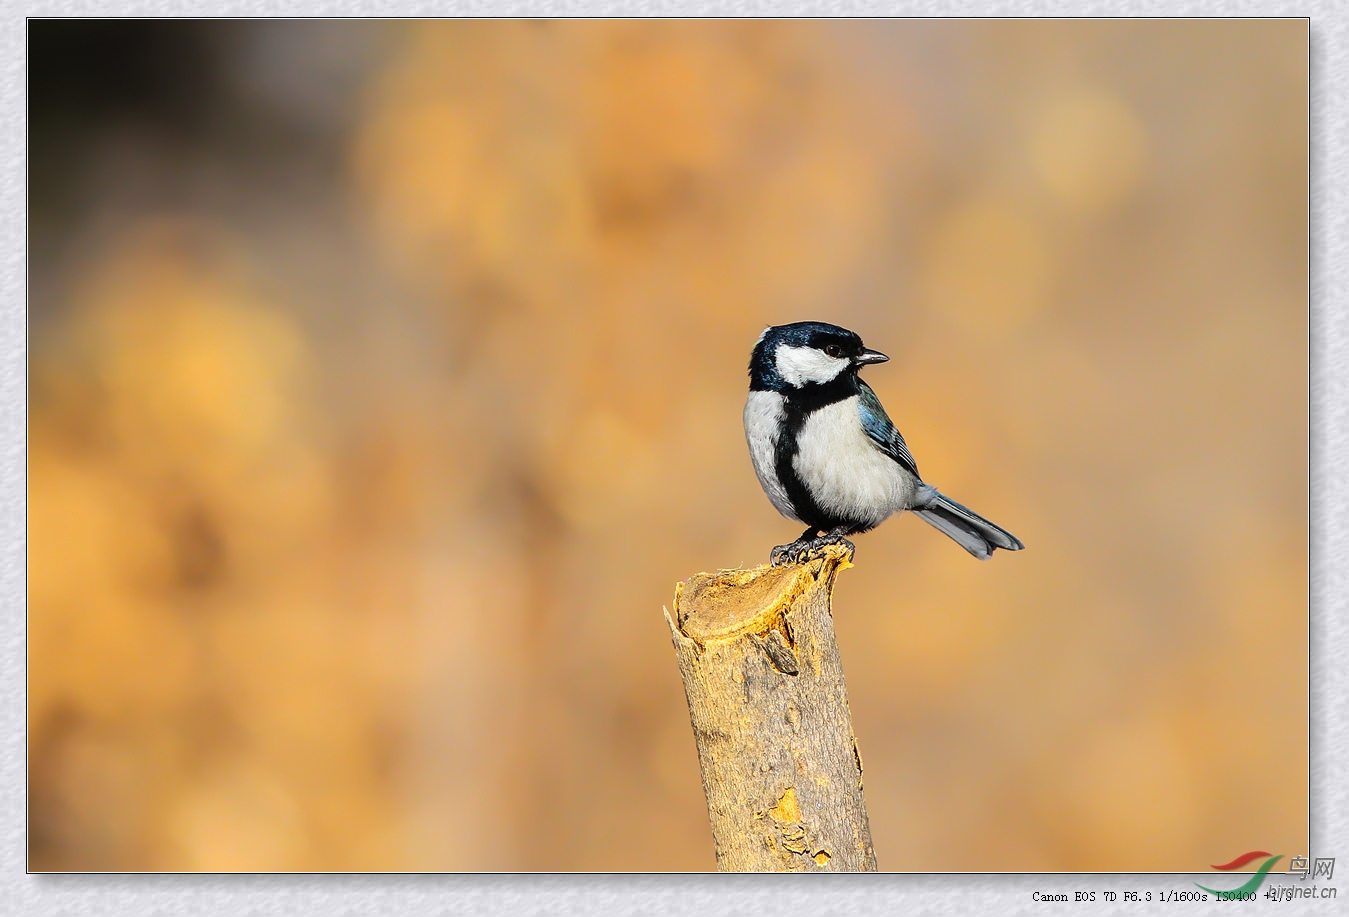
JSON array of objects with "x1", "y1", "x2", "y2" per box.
[{"x1": 857, "y1": 379, "x2": 920, "y2": 480}]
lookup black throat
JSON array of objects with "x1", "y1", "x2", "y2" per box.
[{"x1": 772, "y1": 373, "x2": 861, "y2": 532}]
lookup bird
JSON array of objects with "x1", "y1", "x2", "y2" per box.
[{"x1": 743, "y1": 321, "x2": 1025, "y2": 566}]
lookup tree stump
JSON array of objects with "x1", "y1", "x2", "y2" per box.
[{"x1": 664, "y1": 544, "x2": 877, "y2": 872}]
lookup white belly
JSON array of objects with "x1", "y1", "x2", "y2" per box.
[
  {"x1": 794, "y1": 396, "x2": 915, "y2": 527},
  {"x1": 743, "y1": 390, "x2": 798, "y2": 521}
]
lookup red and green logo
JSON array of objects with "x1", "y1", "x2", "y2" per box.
[{"x1": 1197, "y1": 851, "x2": 1283, "y2": 900}]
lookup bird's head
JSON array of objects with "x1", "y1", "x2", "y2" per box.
[{"x1": 748, "y1": 321, "x2": 889, "y2": 392}]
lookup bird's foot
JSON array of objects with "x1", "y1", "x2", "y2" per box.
[
  {"x1": 770, "y1": 539, "x2": 811, "y2": 566},
  {"x1": 769, "y1": 531, "x2": 856, "y2": 567},
  {"x1": 819, "y1": 532, "x2": 856, "y2": 559}
]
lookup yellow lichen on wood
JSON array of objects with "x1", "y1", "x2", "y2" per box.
[{"x1": 767, "y1": 787, "x2": 800, "y2": 824}]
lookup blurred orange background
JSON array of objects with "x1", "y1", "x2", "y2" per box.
[{"x1": 27, "y1": 19, "x2": 1307, "y2": 871}]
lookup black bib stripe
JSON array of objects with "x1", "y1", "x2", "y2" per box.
[{"x1": 772, "y1": 373, "x2": 863, "y2": 533}]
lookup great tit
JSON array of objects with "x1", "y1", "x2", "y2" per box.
[{"x1": 744, "y1": 321, "x2": 1025, "y2": 565}]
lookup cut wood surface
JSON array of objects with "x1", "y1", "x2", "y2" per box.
[{"x1": 664, "y1": 545, "x2": 877, "y2": 872}]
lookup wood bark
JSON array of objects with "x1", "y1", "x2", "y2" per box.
[{"x1": 664, "y1": 544, "x2": 877, "y2": 872}]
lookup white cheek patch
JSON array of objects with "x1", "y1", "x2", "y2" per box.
[{"x1": 774, "y1": 344, "x2": 849, "y2": 386}]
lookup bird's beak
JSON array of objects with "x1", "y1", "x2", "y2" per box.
[{"x1": 855, "y1": 348, "x2": 889, "y2": 365}]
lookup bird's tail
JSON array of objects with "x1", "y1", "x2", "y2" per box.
[{"x1": 911, "y1": 486, "x2": 1024, "y2": 560}]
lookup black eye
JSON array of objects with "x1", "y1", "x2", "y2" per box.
[{"x1": 823, "y1": 344, "x2": 844, "y2": 358}]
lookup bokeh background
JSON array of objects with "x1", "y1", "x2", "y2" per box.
[{"x1": 28, "y1": 20, "x2": 1307, "y2": 872}]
